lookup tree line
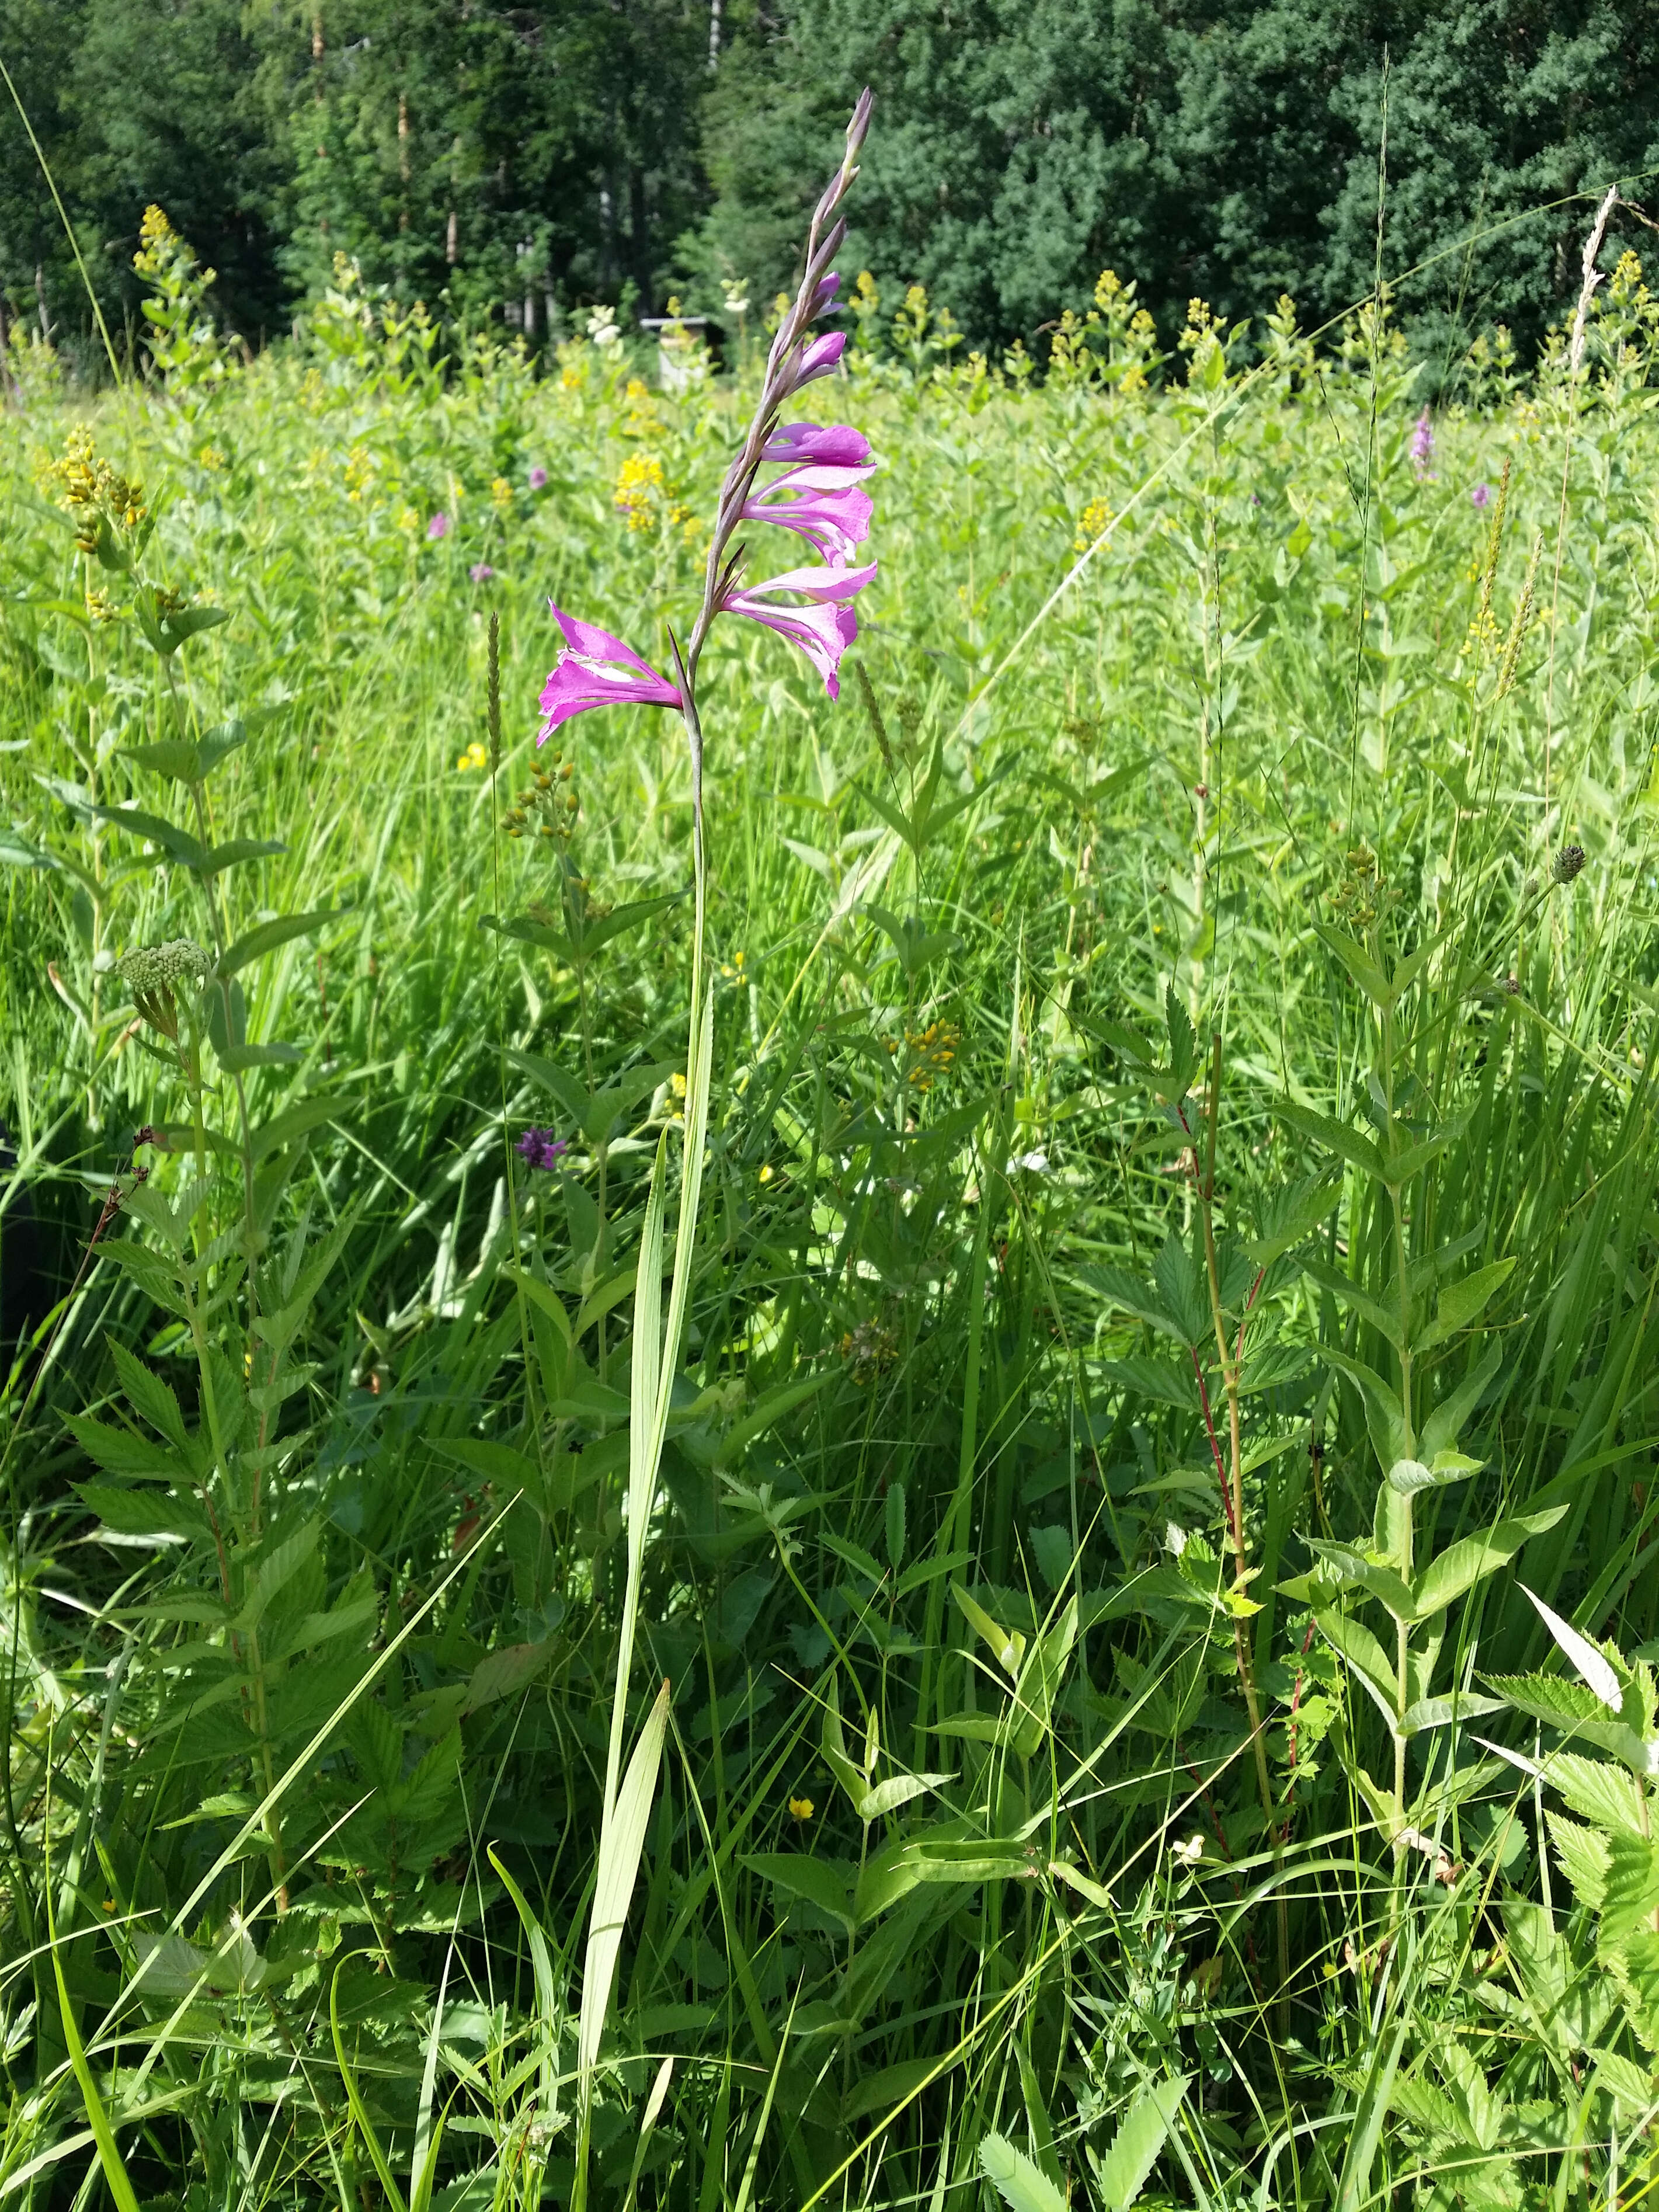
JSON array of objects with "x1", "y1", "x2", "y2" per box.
[{"x1": 2, "y1": 0, "x2": 1657, "y2": 372}]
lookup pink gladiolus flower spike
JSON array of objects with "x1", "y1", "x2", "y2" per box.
[{"x1": 538, "y1": 606, "x2": 682, "y2": 741}]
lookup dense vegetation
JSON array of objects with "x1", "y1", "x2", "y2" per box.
[
  {"x1": 5, "y1": 0, "x2": 1659, "y2": 366},
  {"x1": 8, "y1": 193, "x2": 1659, "y2": 2211}
]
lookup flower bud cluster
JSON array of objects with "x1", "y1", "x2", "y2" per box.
[{"x1": 502, "y1": 747, "x2": 579, "y2": 840}]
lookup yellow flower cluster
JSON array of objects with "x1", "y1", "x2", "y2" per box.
[
  {"x1": 1075, "y1": 496, "x2": 1112, "y2": 552},
  {"x1": 45, "y1": 427, "x2": 145, "y2": 553},
  {"x1": 615, "y1": 450, "x2": 667, "y2": 531},
  {"x1": 343, "y1": 443, "x2": 373, "y2": 502},
  {"x1": 455, "y1": 740, "x2": 489, "y2": 773},
  {"x1": 491, "y1": 475, "x2": 514, "y2": 513},
  {"x1": 890, "y1": 1018, "x2": 961, "y2": 1091}
]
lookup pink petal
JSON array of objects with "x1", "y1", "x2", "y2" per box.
[
  {"x1": 741, "y1": 467, "x2": 873, "y2": 564},
  {"x1": 761, "y1": 422, "x2": 872, "y2": 468},
  {"x1": 786, "y1": 331, "x2": 847, "y2": 394},
  {"x1": 720, "y1": 562, "x2": 875, "y2": 697},
  {"x1": 538, "y1": 602, "x2": 682, "y2": 739}
]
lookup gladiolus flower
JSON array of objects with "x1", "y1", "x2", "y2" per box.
[
  {"x1": 719, "y1": 561, "x2": 875, "y2": 698},
  {"x1": 427, "y1": 512, "x2": 450, "y2": 540},
  {"x1": 742, "y1": 462, "x2": 873, "y2": 564},
  {"x1": 784, "y1": 331, "x2": 847, "y2": 395},
  {"x1": 538, "y1": 606, "x2": 682, "y2": 740},
  {"x1": 762, "y1": 422, "x2": 871, "y2": 468}
]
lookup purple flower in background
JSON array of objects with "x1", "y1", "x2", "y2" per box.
[
  {"x1": 1410, "y1": 410, "x2": 1435, "y2": 479},
  {"x1": 470, "y1": 562, "x2": 495, "y2": 582},
  {"x1": 516, "y1": 1128, "x2": 569, "y2": 1171},
  {"x1": 1472, "y1": 481, "x2": 1491, "y2": 509},
  {"x1": 537, "y1": 606, "x2": 683, "y2": 740},
  {"x1": 427, "y1": 512, "x2": 450, "y2": 540},
  {"x1": 718, "y1": 561, "x2": 877, "y2": 698},
  {"x1": 783, "y1": 331, "x2": 847, "y2": 396},
  {"x1": 528, "y1": 465, "x2": 548, "y2": 491}
]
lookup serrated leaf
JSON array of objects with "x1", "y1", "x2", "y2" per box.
[
  {"x1": 1598, "y1": 1828, "x2": 1659, "y2": 1947},
  {"x1": 1079, "y1": 1264, "x2": 1185, "y2": 1342},
  {"x1": 1094, "y1": 1354, "x2": 1197, "y2": 1410},
  {"x1": 979, "y1": 2132, "x2": 1066, "y2": 2212},
  {"x1": 76, "y1": 1483, "x2": 208, "y2": 1539},
  {"x1": 1522, "y1": 1585, "x2": 1625, "y2": 1712},
  {"x1": 1091, "y1": 2076, "x2": 1191, "y2": 2211},
  {"x1": 1548, "y1": 1810, "x2": 1611, "y2": 1911},
  {"x1": 1545, "y1": 1751, "x2": 1648, "y2": 1836}
]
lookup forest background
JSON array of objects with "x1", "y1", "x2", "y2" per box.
[{"x1": 4, "y1": 0, "x2": 1659, "y2": 377}]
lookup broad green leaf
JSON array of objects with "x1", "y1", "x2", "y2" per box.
[
  {"x1": 1521, "y1": 1584, "x2": 1624, "y2": 1712},
  {"x1": 1547, "y1": 1810, "x2": 1611, "y2": 1911},
  {"x1": 1420, "y1": 1340, "x2": 1503, "y2": 1462},
  {"x1": 215, "y1": 909, "x2": 339, "y2": 978},
  {"x1": 1080, "y1": 1264, "x2": 1185, "y2": 1341},
  {"x1": 1320, "y1": 1346, "x2": 1409, "y2": 1472},
  {"x1": 1542, "y1": 1752, "x2": 1648, "y2": 1836},
  {"x1": 1313, "y1": 923, "x2": 1392, "y2": 1006},
  {"x1": 952, "y1": 1584, "x2": 1025, "y2": 1676},
  {"x1": 1307, "y1": 1540, "x2": 1415, "y2": 1622},
  {"x1": 743, "y1": 1852, "x2": 857, "y2": 1932},
  {"x1": 1400, "y1": 1692, "x2": 1504, "y2": 1735},
  {"x1": 1412, "y1": 1508, "x2": 1567, "y2": 1619},
  {"x1": 75, "y1": 1483, "x2": 209, "y2": 1540},
  {"x1": 1415, "y1": 1258, "x2": 1516, "y2": 1354},
  {"x1": 1314, "y1": 1607, "x2": 1397, "y2": 1712},
  {"x1": 1094, "y1": 1354, "x2": 1197, "y2": 1410},
  {"x1": 1300, "y1": 1254, "x2": 1404, "y2": 1349},
  {"x1": 1598, "y1": 1827, "x2": 1659, "y2": 1946},
  {"x1": 1273, "y1": 1098, "x2": 1387, "y2": 1181},
  {"x1": 858, "y1": 1771, "x2": 952, "y2": 1822},
  {"x1": 461, "y1": 1640, "x2": 558, "y2": 1714},
  {"x1": 1245, "y1": 1171, "x2": 1344, "y2": 1267}
]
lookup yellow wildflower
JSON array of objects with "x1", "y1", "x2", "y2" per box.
[
  {"x1": 491, "y1": 475, "x2": 514, "y2": 513},
  {"x1": 456, "y1": 740, "x2": 489, "y2": 773},
  {"x1": 788, "y1": 1796, "x2": 814, "y2": 1823},
  {"x1": 614, "y1": 451, "x2": 666, "y2": 531},
  {"x1": 1075, "y1": 496, "x2": 1112, "y2": 552}
]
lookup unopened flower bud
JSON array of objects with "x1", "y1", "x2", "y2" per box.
[
  {"x1": 118, "y1": 939, "x2": 210, "y2": 993},
  {"x1": 1553, "y1": 844, "x2": 1585, "y2": 884}
]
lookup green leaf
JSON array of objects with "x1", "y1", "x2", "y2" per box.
[
  {"x1": 1094, "y1": 1354, "x2": 1197, "y2": 1410},
  {"x1": 76, "y1": 1483, "x2": 208, "y2": 1539},
  {"x1": 1547, "y1": 1810, "x2": 1611, "y2": 1911},
  {"x1": 857, "y1": 1771, "x2": 952, "y2": 1823},
  {"x1": 742, "y1": 1852, "x2": 857, "y2": 1932},
  {"x1": 1246, "y1": 1170, "x2": 1344, "y2": 1267},
  {"x1": 92, "y1": 803, "x2": 208, "y2": 870},
  {"x1": 1273, "y1": 1098, "x2": 1387, "y2": 1182},
  {"x1": 1314, "y1": 1606, "x2": 1398, "y2": 1721},
  {"x1": 1415, "y1": 1258, "x2": 1516, "y2": 1354},
  {"x1": 196, "y1": 836, "x2": 286, "y2": 877},
  {"x1": 1305, "y1": 1540, "x2": 1415, "y2": 1623},
  {"x1": 578, "y1": 1679, "x2": 671, "y2": 2078},
  {"x1": 1079, "y1": 1264, "x2": 1185, "y2": 1341},
  {"x1": 461, "y1": 1640, "x2": 558, "y2": 1714},
  {"x1": 979, "y1": 2133, "x2": 1066, "y2": 2212},
  {"x1": 1091, "y1": 2077, "x2": 1191, "y2": 2211},
  {"x1": 1420, "y1": 1341, "x2": 1503, "y2": 1462},
  {"x1": 1300, "y1": 1254, "x2": 1404, "y2": 1350},
  {"x1": 1411, "y1": 1508, "x2": 1567, "y2": 1618},
  {"x1": 1313, "y1": 923, "x2": 1392, "y2": 1006},
  {"x1": 952, "y1": 1584, "x2": 1026, "y2": 1676},
  {"x1": 1320, "y1": 1346, "x2": 1409, "y2": 1472},
  {"x1": 215, "y1": 909, "x2": 340, "y2": 978},
  {"x1": 573, "y1": 892, "x2": 680, "y2": 958}
]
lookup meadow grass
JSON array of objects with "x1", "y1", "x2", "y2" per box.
[{"x1": 4, "y1": 255, "x2": 1659, "y2": 2211}]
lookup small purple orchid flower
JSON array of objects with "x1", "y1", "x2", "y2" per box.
[
  {"x1": 538, "y1": 608, "x2": 682, "y2": 740},
  {"x1": 471, "y1": 562, "x2": 495, "y2": 582},
  {"x1": 719, "y1": 562, "x2": 876, "y2": 698},
  {"x1": 1410, "y1": 410, "x2": 1435, "y2": 479},
  {"x1": 1472, "y1": 481, "x2": 1491, "y2": 509},
  {"x1": 427, "y1": 512, "x2": 451, "y2": 540},
  {"x1": 516, "y1": 1128, "x2": 569, "y2": 1171},
  {"x1": 528, "y1": 465, "x2": 548, "y2": 491}
]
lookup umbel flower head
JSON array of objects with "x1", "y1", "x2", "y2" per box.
[
  {"x1": 119, "y1": 938, "x2": 211, "y2": 1041},
  {"x1": 536, "y1": 91, "x2": 877, "y2": 746}
]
